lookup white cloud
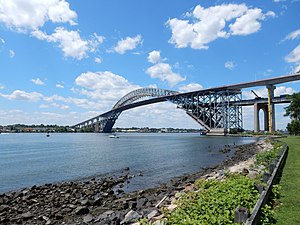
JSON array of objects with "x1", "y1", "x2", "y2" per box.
[
  {"x1": 229, "y1": 9, "x2": 274, "y2": 36},
  {"x1": 179, "y1": 83, "x2": 203, "y2": 92},
  {"x1": 56, "y1": 83, "x2": 64, "y2": 88},
  {"x1": 0, "y1": 84, "x2": 4, "y2": 89},
  {"x1": 9, "y1": 50, "x2": 15, "y2": 58},
  {"x1": 224, "y1": 61, "x2": 236, "y2": 70},
  {"x1": 285, "y1": 44, "x2": 300, "y2": 73},
  {"x1": 74, "y1": 71, "x2": 140, "y2": 103},
  {"x1": 148, "y1": 50, "x2": 164, "y2": 64},
  {"x1": 88, "y1": 33, "x2": 105, "y2": 53},
  {"x1": 32, "y1": 27, "x2": 91, "y2": 60},
  {"x1": 115, "y1": 102, "x2": 200, "y2": 129},
  {"x1": 285, "y1": 44, "x2": 300, "y2": 63},
  {"x1": 31, "y1": 78, "x2": 45, "y2": 86},
  {"x1": 146, "y1": 63, "x2": 186, "y2": 87},
  {"x1": 0, "y1": 0, "x2": 77, "y2": 32},
  {"x1": 0, "y1": 37, "x2": 4, "y2": 44},
  {"x1": 243, "y1": 86, "x2": 296, "y2": 99},
  {"x1": 0, "y1": 109, "x2": 85, "y2": 126},
  {"x1": 32, "y1": 28, "x2": 105, "y2": 60},
  {"x1": 284, "y1": 29, "x2": 300, "y2": 41},
  {"x1": 167, "y1": 3, "x2": 274, "y2": 49},
  {"x1": 50, "y1": 102, "x2": 69, "y2": 110},
  {"x1": 113, "y1": 35, "x2": 142, "y2": 54},
  {"x1": 94, "y1": 57, "x2": 102, "y2": 63},
  {"x1": 0, "y1": 90, "x2": 43, "y2": 102}
]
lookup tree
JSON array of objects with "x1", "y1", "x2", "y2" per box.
[
  {"x1": 285, "y1": 93, "x2": 300, "y2": 135},
  {"x1": 284, "y1": 93, "x2": 300, "y2": 120},
  {"x1": 287, "y1": 120, "x2": 300, "y2": 135}
]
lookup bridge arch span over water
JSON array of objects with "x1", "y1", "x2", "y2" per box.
[
  {"x1": 74, "y1": 87, "x2": 243, "y2": 134},
  {"x1": 74, "y1": 73, "x2": 300, "y2": 135}
]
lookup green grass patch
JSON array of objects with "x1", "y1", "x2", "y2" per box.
[
  {"x1": 165, "y1": 175, "x2": 260, "y2": 225},
  {"x1": 274, "y1": 136, "x2": 300, "y2": 225}
]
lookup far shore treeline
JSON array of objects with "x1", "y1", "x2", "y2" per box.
[{"x1": 0, "y1": 124, "x2": 201, "y2": 133}]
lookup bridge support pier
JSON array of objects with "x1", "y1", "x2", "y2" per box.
[
  {"x1": 254, "y1": 103, "x2": 269, "y2": 132},
  {"x1": 267, "y1": 85, "x2": 276, "y2": 132},
  {"x1": 254, "y1": 85, "x2": 276, "y2": 133}
]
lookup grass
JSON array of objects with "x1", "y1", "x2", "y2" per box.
[{"x1": 274, "y1": 136, "x2": 300, "y2": 225}]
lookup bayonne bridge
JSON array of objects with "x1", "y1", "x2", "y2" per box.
[{"x1": 74, "y1": 73, "x2": 300, "y2": 135}]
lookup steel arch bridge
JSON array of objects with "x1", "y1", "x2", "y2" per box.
[
  {"x1": 73, "y1": 73, "x2": 300, "y2": 135},
  {"x1": 74, "y1": 87, "x2": 243, "y2": 134}
]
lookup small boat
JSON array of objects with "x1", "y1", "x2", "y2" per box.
[
  {"x1": 109, "y1": 134, "x2": 119, "y2": 138},
  {"x1": 46, "y1": 132, "x2": 50, "y2": 137},
  {"x1": 200, "y1": 131, "x2": 207, "y2": 135}
]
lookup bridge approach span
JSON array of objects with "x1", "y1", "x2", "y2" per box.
[{"x1": 74, "y1": 73, "x2": 300, "y2": 134}]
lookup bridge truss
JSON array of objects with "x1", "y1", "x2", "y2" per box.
[
  {"x1": 169, "y1": 89, "x2": 243, "y2": 132},
  {"x1": 74, "y1": 88, "x2": 243, "y2": 134}
]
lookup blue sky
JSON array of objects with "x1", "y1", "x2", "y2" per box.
[{"x1": 0, "y1": 0, "x2": 299, "y2": 130}]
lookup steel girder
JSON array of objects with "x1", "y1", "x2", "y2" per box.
[{"x1": 167, "y1": 90, "x2": 243, "y2": 131}]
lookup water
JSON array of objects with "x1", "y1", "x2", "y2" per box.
[{"x1": 0, "y1": 133, "x2": 258, "y2": 194}]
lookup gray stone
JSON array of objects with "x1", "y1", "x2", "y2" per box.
[
  {"x1": 121, "y1": 210, "x2": 141, "y2": 224},
  {"x1": 234, "y1": 206, "x2": 249, "y2": 224},
  {"x1": 83, "y1": 214, "x2": 94, "y2": 223},
  {"x1": 93, "y1": 197, "x2": 102, "y2": 206},
  {"x1": 0, "y1": 204, "x2": 9, "y2": 212},
  {"x1": 147, "y1": 209, "x2": 158, "y2": 220},
  {"x1": 97, "y1": 210, "x2": 115, "y2": 220},
  {"x1": 21, "y1": 211, "x2": 33, "y2": 219},
  {"x1": 80, "y1": 199, "x2": 89, "y2": 205},
  {"x1": 75, "y1": 206, "x2": 89, "y2": 215}
]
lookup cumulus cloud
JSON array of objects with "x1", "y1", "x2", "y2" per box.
[
  {"x1": 224, "y1": 61, "x2": 236, "y2": 70},
  {"x1": 9, "y1": 50, "x2": 15, "y2": 58},
  {"x1": 0, "y1": 90, "x2": 43, "y2": 102},
  {"x1": 113, "y1": 35, "x2": 142, "y2": 54},
  {"x1": 167, "y1": 3, "x2": 275, "y2": 49},
  {"x1": 148, "y1": 50, "x2": 164, "y2": 64},
  {"x1": 32, "y1": 27, "x2": 102, "y2": 60},
  {"x1": 0, "y1": 0, "x2": 77, "y2": 32},
  {"x1": 0, "y1": 37, "x2": 4, "y2": 44},
  {"x1": 146, "y1": 63, "x2": 185, "y2": 87},
  {"x1": 243, "y1": 86, "x2": 296, "y2": 99},
  {"x1": 0, "y1": 84, "x2": 4, "y2": 89},
  {"x1": 179, "y1": 83, "x2": 203, "y2": 92},
  {"x1": 31, "y1": 78, "x2": 45, "y2": 86},
  {"x1": 73, "y1": 71, "x2": 140, "y2": 110},
  {"x1": 0, "y1": 0, "x2": 105, "y2": 60}
]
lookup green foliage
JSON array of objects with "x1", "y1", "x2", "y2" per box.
[
  {"x1": 285, "y1": 93, "x2": 300, "y2": 134},
  {"x1": 255, "y1": 142, "x2": 283, "y2": 166},
  {"x1": 286, "y1": 120, "x2": 300, "y2": 135},
  {"x1": 165, "y1": 175, "x2": 260, "y2": 225},
  {"x1": 284, "y1": 93, "x2": 300, "y2": 120}
]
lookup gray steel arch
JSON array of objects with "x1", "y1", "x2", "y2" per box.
[{"x1": 112, "y1": 88, "x2": 178, "y2": 109}]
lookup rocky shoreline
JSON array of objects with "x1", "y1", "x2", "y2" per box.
[{"x1": 0, "y1": 140, "x2": 268, "y2": 225}]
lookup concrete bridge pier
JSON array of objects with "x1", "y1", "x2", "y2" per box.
[
  {"x1": 254, "y1": 85, "x2": 276, "y2": 133},
  {"x1": 254, "y1": 103, "x2": 269, "y2": 132}
]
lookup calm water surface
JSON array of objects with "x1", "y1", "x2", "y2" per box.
[{"x1": 0, "y1": 133, "x2": 258, "y2": 193}]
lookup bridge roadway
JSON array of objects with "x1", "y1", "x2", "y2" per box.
[{"x1": 74, "y1": 73, "x2": 300, "y2": 134}]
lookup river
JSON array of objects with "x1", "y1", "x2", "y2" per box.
[{"x1": 0, "y1": 133, "x2": 258, "y2": 194}]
